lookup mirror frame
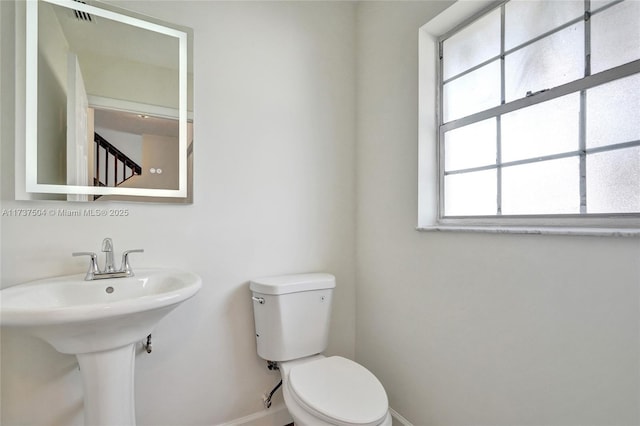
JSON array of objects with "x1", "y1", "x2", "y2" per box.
[{"x1": 21, "y1": 0, "x2": 189, "y2": 198}]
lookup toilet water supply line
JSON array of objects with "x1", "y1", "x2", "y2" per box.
[
  {"x1": 263, "y1": 379, "x2": 282, "y2": 409},
  {"x1": 263, "y1": 361, "x2": 282, "y2": 409}
]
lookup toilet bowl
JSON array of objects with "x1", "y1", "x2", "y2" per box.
[
  {"x1": 250, "y1": 273, "x2": 391, "y2": 426},
  {"x1": 279, "y1": 355, "x2": 392, "y2": 426}
]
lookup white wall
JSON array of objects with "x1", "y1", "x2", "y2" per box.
[
  {"x1": 1, "y1": 1, "x2": 356, "y2": 425},
  {"x1": 355, "y1": 2, "x2": 640, "y2": 425}
]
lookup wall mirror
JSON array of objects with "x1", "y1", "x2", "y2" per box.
[{"x1": 17, "y1": 0, "x2": 193, "y2": 202}]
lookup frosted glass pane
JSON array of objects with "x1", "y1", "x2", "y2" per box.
[
  {"x1": 587, "y1": 147, "x2": 640, "y2": 213},
  {"x1": 502, "y1": 157, "x2": 580, "y2": 215},
  {"x1": 444, "y1": 119, "x2": 496, "y2": 171},
  {"x1": 502, "y1": 94, "x2": 580, "y2": 162},
  {"x1": 591, "y1": 1, "x2": 640, "y2": 74},
  {"x1": 505, "y1": 0, "x2": 583, "y2": 50},
  {"x1": 591, "y1": 0, "x2": 618, "y2": 11},
  {"x1": 443, "y1": 60, "x2": 500, "y2": 122},
  {"x1": 587, "y1": 74, "x2": 640, "y2": 149},
  {"x1": 505, "y1": 23, "x2": 584, "y2": 102},
  {"x1": 443, "y1": 9, "x2": 500, "y2": 80},
  {"x1": 444, "y1": 170, "x2": 496, "y2": 216}
]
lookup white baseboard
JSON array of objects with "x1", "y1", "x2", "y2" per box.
[
  {"x1": 216, "y1": 403, "x2": 411, "y2": 426},
  {"x1": 390, "y1": 407, "x2": 414, "y2": 426},
  {"x1": 215, "y1": 403, "x2": 293, "y2": 426}
]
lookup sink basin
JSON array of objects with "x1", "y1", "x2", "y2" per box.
[
  {"x1": 1, "y1": 268, "x2": 201, "y2": 353},
  {"x1": 0, "y1": 268, "x2": 202, "y2": 425}
]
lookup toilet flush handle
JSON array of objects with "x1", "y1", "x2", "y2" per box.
[{"x1": 252, "y1": 296, "x2": 265, "y2": 305}]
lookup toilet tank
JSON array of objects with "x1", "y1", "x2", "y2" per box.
[{"x1": 250, "y1": 273, "x2": 335, "y2": 362}]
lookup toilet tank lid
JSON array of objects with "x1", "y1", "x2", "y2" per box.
[{"x1": 250, "y1": 273, "x2": 335, "y2": 295}]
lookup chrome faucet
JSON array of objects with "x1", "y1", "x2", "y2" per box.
[
  {"x1": 73, "y1": 238, "x2": 144, "y2": 280},
  {"x1": 102, "y1": 238, "x2": 115, "y2": 272}
]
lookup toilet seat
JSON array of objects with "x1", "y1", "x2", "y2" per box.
[{"x1": 288, "y1": 356, "x2": 388, "y2": 426}]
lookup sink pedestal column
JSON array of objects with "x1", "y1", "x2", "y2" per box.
[{"x1": 76, "y1": 344, "x2": 137, "y2": 426}]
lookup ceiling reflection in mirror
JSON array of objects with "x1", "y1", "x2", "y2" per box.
[{"x1": 22, "y1": 0, "x2": 193, "y2": 202}]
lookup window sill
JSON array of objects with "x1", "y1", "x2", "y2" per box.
[{"x1": 417, "y1": 225, "x2": 640, "y2": 237}]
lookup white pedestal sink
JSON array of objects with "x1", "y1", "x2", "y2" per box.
[{"x1": 0, "y1": 268, "x2": 202, "y2": 426}]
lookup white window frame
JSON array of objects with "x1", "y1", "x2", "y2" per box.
[{"x1": 418, "y1": 0, "x2": 640, "y2": 236}]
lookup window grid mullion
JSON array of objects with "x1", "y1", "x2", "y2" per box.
[
  {"x1": 497, "y1": 4, "x2": 506, "y2": 215},
  {"x1": 496, "y1": 116, "x2": 503, "y2": 215},
  {"x1": 444, "y1": 140, "x2": 640, "y2": 176},
  {"x1": 438, "y1": 41, "x2": 446, "y2": 221},
  {"x1": 579, "y1": 0, "x2": 592, "y2": 214}
]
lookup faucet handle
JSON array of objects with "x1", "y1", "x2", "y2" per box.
[
  {"x1": 121, "y1": 249, "x2": 144, "y2": 275},
  {"x1": 72, "y1": 252, "x2": 100, "y2": 280}
]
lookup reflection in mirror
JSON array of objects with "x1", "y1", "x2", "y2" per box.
[{"x1": 20, "y1": 0, "x2": 193, "y2": 202}]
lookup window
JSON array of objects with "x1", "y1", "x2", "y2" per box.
[{"x1": 433, "y1": 0, "x2": 640, "y2": 231}]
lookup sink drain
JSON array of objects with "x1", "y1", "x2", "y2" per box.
[{"x1": 105, "y1": 286, "x2": 114, "y2": 294}]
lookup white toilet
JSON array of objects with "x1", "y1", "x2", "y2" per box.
[{"x1": 250, "y1": 273, "x2": 392, "y2": 426}]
